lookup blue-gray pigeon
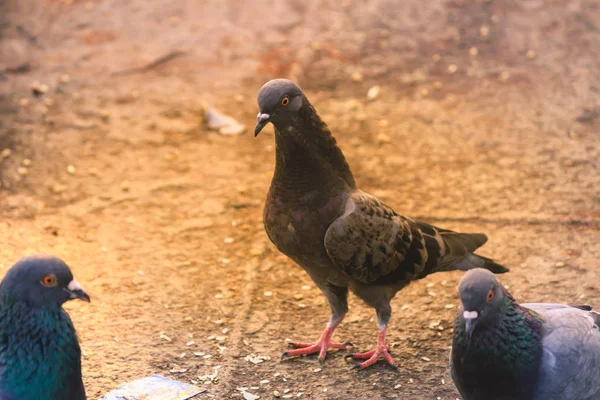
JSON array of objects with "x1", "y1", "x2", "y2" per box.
[
  {"x1": 0, "y1": 255, "x2": 90, "y2": 400},
  {"x1": 451, "y1": 268, "x2": 600, "y2": 400},
  {"x1": 254, "y1": 79, "x2": 508, "y2": 369}
]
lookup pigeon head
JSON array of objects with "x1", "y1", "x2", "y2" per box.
[
  {"x1": 254, "y1": 79, "x2": 304, "y2": 136},
  {"x1": 0, "y1": 255, "x2": 90, "y2": 308},
  {"x1": 458, "y1": 268, "x2": 505, "y2": 339}
]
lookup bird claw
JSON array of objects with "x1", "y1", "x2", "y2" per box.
[{"x1": 281, "y1": 352, "x2": 290, "y2": 361}]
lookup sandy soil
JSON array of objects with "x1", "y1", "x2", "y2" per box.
[{"x1": 1, "y1": 0, "x2": 599, "y2": 398}]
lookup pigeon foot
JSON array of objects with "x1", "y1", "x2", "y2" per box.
[
  {"x1": 281, "y1": 326, "x2": 351, "y2": 363},
  {"x1": 350, "y1": 329, "x2": 397, "y2": 370}
]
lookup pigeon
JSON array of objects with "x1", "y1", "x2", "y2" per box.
[
  {"x1": 451, "y1": 268, "x2": 600, "y2": 400},
  {"x1": 0, "y1": 255, "x2": 90, "y2": 400},
  {"x1": 254, "y1": 79, "x2": 508, "y2": 369}
]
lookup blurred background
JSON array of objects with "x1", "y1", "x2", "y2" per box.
[{"x1": 1, "y1": 0, "x2": 599, "y2": 398}]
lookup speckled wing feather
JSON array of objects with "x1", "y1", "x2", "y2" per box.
[
  {"x1": 324, "y1": 191, "x2": 493, "y2": 285},
  {"x1": 527, "y1": 304, "x2": 600, "y2": 400}
]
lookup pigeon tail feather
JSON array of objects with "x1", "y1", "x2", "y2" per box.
[{"x1": 454, "y1": 253, "x2": 509, "y2": 274}]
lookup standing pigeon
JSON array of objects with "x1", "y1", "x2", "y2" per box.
[
  {"x1": 0, "y1": 255, "x2": 90, "y2": 400},
  {"x1": 451, "y1": 268, "x2": 600, "y2": 400},
  {"x1": 254, "y1": 79, "x2": 508, "y2": 369}
]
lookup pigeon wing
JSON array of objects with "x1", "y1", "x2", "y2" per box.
[
  {"x1": 529, "y1": 304, "x2": 600, "y2": 400},
  {"x1": 324, "y1": 192, "x2": 441, "y2": 284}
]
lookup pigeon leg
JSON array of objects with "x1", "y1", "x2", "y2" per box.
[
  {"x1": 282, "y1": 284, "x2": 349, "y2": 363},
  {"x1": 350, "y1": 305, "x2": 397, "y2": 370}
]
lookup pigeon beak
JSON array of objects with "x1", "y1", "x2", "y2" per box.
[
  {"x1": 65, "y1": 279, "x2": 91, "y2": 303},
  {"x1": 254, "y1": 113, "x2": 270, "y2": 137},
  {"x1": 463, "y1": 310, "x2": 478, "y2": 340}
]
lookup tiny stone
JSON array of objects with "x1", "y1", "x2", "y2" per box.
[
  {"x1": 88, "y1": 168, "x2": 98, "y2": 176},
  {"x1": 22, "y1": 159, "x2": 32, "y2": 166},
  {"x1": 469, "y1": 47, "x2": 478, "y2": 56},
  {"x1": 17, "y1": 167, "x2": 28, "y2": 176},
  {"x1": 432, "y1": 54, "x2": 441, "y2": 62},
  {"x1": 401, "y1": 304, "x2": 409, "y2": 310},
  {"x1": 1, "y1": 149, "x2": 11, "y2": 159},
  {"x1": 293, "y1": 294, "x2": 304, "y2": 300},
  {"x1": 433, "y1": 81, "x2": 443, "y2": 90},
  {"x1": 313, "y1": 368, "x2": 322, "y2": 373},
  {"x1": 224, "y1": 237, "x2": 234, "y2": 244},
  {"x1": 234, "y1": 94, "x2": 244, "y2": 103},
  {"x1": 301, "y1": 285, "x2": 311, "y2": 290},
  {"x1": 273, "y1": 391, "x2": 281, "y2": 398},
  {"x1": 499, "y1": 71, "x2": 510, "y2": 82},
  {"x1": 264, "y1": 291, "x2": 273, "y2": 297},
  {"x1": 215, "y1": 293, "x2": 224, "y2": 299},
  {"x1": 260, "y1": 380, "x2": 270, "y2": 384},
  {"x1": 60, "y1": 74, "x2": 71, "y2": 83},
  {"x1": 526, "y1": 50, "x2": 537, "y2": 59},
  {"x1": 377, "y1": 133, "x2": 392, "y2": 144},
  {"x1": 355, "y1": 113, "x2": 367, "y2": 121},
  {"x1": 555, "y1": 261, "x2": 565, "y2": 267},
  {"x1": 366, "y1": 85, "x2": 381, "y2": 101},
  {"x1": 120, "y1": 181, "x2": 131, "y2": 191},
  {"x1": 421, "y1": 357, "x2": 430, "y2": 361},
  {"x1": 445, "y1": 304, "x2": 454, "y2": 309},
  {"x1": 67, "y1": 165, "x2": 76, "y2": 174},
  {"x1": 447, "y1": 64, "x2": 458, "y2": 74},
  {"x1": 351, "y1": 71, "x2": 363, "y2": 82},
  {"x1": 394, "y1": 384, "x2": 402, "y2": 389},
  {"x1": 480, "y1": 25, "x2": 490, "y2": 37},
  {"x1": 297, "y1": 303, "x2": 306, "y2": 308}
]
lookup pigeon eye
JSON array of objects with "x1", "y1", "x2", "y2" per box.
[
  {"x1": 487, "y1": 289, "x2": 494, "y2": 302},
  {"x1": 41, "y1": 275, "x2": 57, "y2": 287},
  {"x1": 281, "y1": 96, "x2": 290, "y2": 106}
]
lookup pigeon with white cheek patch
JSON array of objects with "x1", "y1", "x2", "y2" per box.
[
  {"x1": 0, "y1": 255, "x2": 90, "y2": 400},
  {"x1": 255, "y1": 79, "x2": 508, "y2": 370},
  {"x1": 451, "y1": 268, "x2": 600, "y2": 400}
]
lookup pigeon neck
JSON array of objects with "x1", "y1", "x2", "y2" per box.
[
  {"x1": 452, "y1": 297, "x2": 543, "y2": 398},
  {"x1": 272, "y1": 102, "x2": 356, "y2": 198}
]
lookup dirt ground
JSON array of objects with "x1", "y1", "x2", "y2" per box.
[{"x1": 1, "y1": 0, "x2": 599, "y2": 399}]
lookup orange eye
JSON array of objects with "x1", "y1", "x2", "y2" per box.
[
  {"x1": 42, "y1": 275, "x2": 57, "y2": 287},
  {"x1": 281, "y1": 96, "x2": 289, "y2": 106},
  {"x1": 487, "y1": 289, "x2": 494, "y2": 302}
]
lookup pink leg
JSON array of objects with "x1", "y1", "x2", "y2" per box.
[
  {"x1": 351, "y1": 328, "x2": 397, "y2": 370},
  {"x1": 282, "y1": 326, "x2": 351, "y2": 363}
]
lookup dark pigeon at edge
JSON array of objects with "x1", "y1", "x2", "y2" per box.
[
  {"x1": 451, "y1": 268, "x2": 600, "y2": 400},
  {"x1": 254, "y1": 78, "x2": 509, "y2": 369},
  {"x1": 0, "y1": 255, "x2": 90, "y2": 400}
]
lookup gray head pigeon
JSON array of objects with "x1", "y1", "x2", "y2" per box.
[
  {"x1": 254, "y1": 79, "x2": 508, "y2": 369},
  {"x1": 0, "y1": 255, "x2": 90, "y2": 400},
  {"x1": 451, "y1": 268, "x2": 600, "y2": 400}
]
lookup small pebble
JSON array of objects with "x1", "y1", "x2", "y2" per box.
[
  {"x1": 432, "y1": 54, "x2": 441, "y2": 62},
  {"x1": 526, "y1": 49, "x2": 537, "y2": 59},
  {"x1": 273, "y1": 391, "x2": 281, "y2": 398},
  {"x1": 351, "y1": 71, "x2": 363, "y2": 82},
  {"x1": 264, "y1": 291, "x2": 273, "y2": 297},
  {"x1": 469, "y1": 47, "x2": 478, "y2": 56},
  {"x1": 480, "y1": 25, "x2": 490, "y2": 37},
  {"x1": 447, "y1": 64, "x2": 458, "y2": 74},
  {"x1": 377, "y1": 133, "x2": 392, "y2": 144},
  {"x1": 120, "y1": 181, "x2": 131, "y2": 191},
  {"x1": 1, "y1": 149, "x2": 11, "y2": 159},
  {"x1": 224, "y1": 237, "x2": 234, "y2": 244},
  {"x1": 88, "y1": 168, "x2": 98, "y2": 176},
  {"x1": 301, "y1": 285, "x2": 311, "y2": 290},
  {"x1": 499, "y1": 71, "x2": 510, "y2": 82},
  {"x1": 555, "y1": 261, "x2": 565, "y2": 267},
  {"x1": 366, "y1": 85, "x2": 381, "y2": 101},
  {"x1": 433, "y1": 81, "x2": 443, "y2": 90},
  {"x1": 67, "y1": 165, "x2": 76, "y2": 175},
  {"x1": 17, "y1": 167, "x2": 28, "y2": 176}
]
